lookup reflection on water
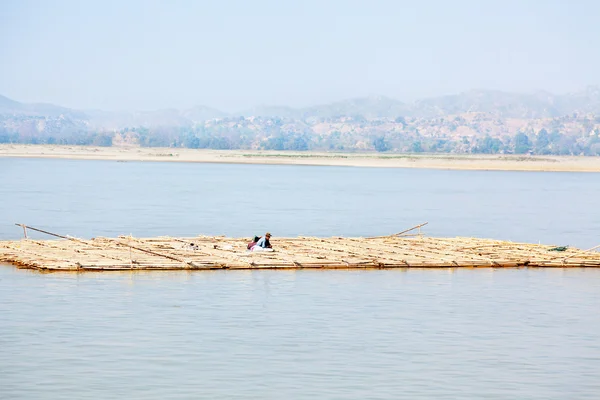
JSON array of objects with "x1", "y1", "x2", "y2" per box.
[{"x1": 1, "y1": 266, "x2": 599, "y2": 399}]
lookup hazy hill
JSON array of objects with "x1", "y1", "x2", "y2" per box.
[
  {"x1": 2, "y1": 86, "x2": 600, "y2": 130},
  {"x1": 297, "y1": 96, "x2": 410, "y2": 119},
  {"x1": 0, "y1": 95, "x2": 87, "y2": 119},
  {"x1": 555, "y1": 85, "x2": 600, "y2": 115},
  {"x1": 86, "y1": 108, "x2": 200, "y2": 130},
  {"x1": 411, "y1": 87, "x2": 600, "y2": 118},
  {"x1": 0, "y1": 95, "x2": 21, "y2": 111},
  {"x1": 236, "y1": 105, "x2": 298, "y2": 119},
  {"x1": 412, "y1": 90, "x2": 561, "y2": 118},
  {"x1": 181, "y1": 106, "x2": 227, "y2": 123}
]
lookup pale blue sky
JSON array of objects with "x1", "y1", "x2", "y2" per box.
[{"x1": 1, "y1": 0, "x2": 598, "y2": 111}]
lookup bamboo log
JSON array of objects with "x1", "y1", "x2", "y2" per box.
[
  {"x1": 365, "y1": 222, "x2": 429, "y2": 239},
  {"x1": 99, "y1": 237, "x2": 192, "y2": 265},
  {"x1": 14, "y1": 224, "x2": 71, "y2": 240}
]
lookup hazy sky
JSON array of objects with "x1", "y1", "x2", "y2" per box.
[{"x1": 1, "y1": 0, "x2": 599, "y2": 111}]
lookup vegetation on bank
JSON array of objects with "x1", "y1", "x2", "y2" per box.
[{"x1": 2, "y1": 114, "x2": 600, "y2": 156}]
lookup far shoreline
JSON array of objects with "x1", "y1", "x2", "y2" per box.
[{"x1": 1, "y1": 144, "x2": 600, "y2": 172}]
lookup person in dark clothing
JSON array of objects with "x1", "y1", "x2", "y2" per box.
[
  {"x1": 247, "y1": 235, "x2": 261, "y2": 250},
  {"x1": 254, "y1": 232, "x2": 272, "y2": 250}
]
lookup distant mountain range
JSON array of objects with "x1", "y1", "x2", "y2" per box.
[
  {"x1": 0, "y1": 94, "x2": 88, "y2": 119},
  {"x1": 3, "y1": 88, "x2": 600, "y2": 155},
  {"x1": 2, "y1": 86, "x2": 600, "y2": 129}
]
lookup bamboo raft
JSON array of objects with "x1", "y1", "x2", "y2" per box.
[{"x1": 1, "y1": 224, "x2": 599, "y2": 271}]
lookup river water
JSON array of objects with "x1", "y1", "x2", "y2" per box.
[{"x1": 1, "y1": 158, "x2": 599, "y2": 399}]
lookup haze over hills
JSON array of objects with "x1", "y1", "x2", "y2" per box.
[
  {"x1": 2, "y1": 87, "x2": 600, "y2": 155},
  {"x1": 0, "y1": 94, "x2": 87, "y2": 119},
  {"x1": 2, "y1": 86, "x2": 600, "y2": 124}
]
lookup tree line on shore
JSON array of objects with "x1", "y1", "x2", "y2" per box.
[{"x1": 1, "y1": 117, "x2": 599, "y2": 156}]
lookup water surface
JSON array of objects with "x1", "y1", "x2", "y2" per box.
[
  {"x1": 0, "y1": 158, "x2": 598, "y2": 247},
  {"x1": 1, "y1": 158, "x2": 599, "y2": 399}
]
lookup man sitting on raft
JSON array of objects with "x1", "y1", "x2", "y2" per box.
[{"x1": 252, "y1": 232, "x2": 273, "y2": 251}]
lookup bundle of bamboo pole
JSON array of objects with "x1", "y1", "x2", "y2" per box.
[{"x1": 1, "y1": 224, "x2": 598, "y2": 271}]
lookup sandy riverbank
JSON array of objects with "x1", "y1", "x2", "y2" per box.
[{"x1": 1, "y1": 144, "x2": 600, "y2": 172}]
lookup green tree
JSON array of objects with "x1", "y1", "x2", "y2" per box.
[
  {"x1": 373, "y1": 136, "x2": 390, "y2": 152},
  {"x1": 535, "y1": 129, "x2": 550, "y2": 154},
  {"x1": 476, "y1": 135, "x2": 502, "y2": 154},
  {"x1": 290, "y1": 136, "x2": 309, "y2": 150},
  {"x1": 514, "y1": 132, "x2": 531, "y2": 154},
  {"x1": 92, "y1": 133, "x2": 113, "y2": 147},
  {"x1": 182, "y1": 133, "x2": 200, "y2": 148},
  {"x1": 263, "y1": 135, "x2": 286, "y2": 151},
  {"x1": 411, "y1": 141, "x2": 423, "y2": 153},
  {"x1": 549, "y1": 130, "x2": 562, "y2": 143}
]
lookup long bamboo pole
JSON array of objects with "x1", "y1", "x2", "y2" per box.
[
  {"x1": 365, "y1": 222, "x2": 429, "y2": 239},
  {"x1": 15, "y1": 224, "x2": 70, "y2": 240}
]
